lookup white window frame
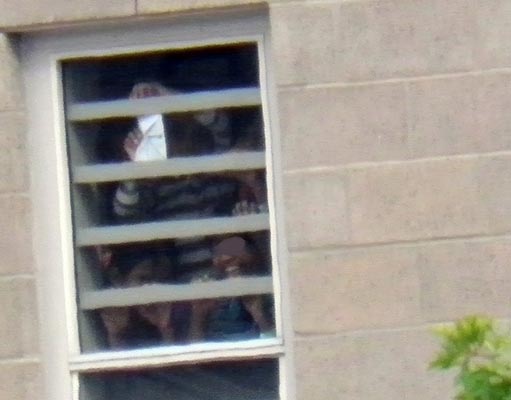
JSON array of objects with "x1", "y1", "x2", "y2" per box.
[{"x1": 21, "y1": 8, "x2": 294, "y2": 400}]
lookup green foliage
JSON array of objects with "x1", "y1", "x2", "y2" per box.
[{"x1": 431, "y1": 316, "x2": 511, "y2": 400}]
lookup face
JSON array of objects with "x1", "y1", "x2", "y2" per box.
[
  {"x1": 124, "y1": 259, "x2": 156, "y2": 287},
  {"x1": 213, "y1": 254, "x2": 242, "y2": 277}
]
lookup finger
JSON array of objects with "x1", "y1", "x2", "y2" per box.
[
  {"x1": 133, "y1": 128, "x2": 143, "y2": 142},
  {"x1": 232, "y1": 202, "x2": 240, "y2": 216},
  {"x1": 125, "y1": 134, "x2": 135, "y2": 147},
  {"x1": 130, "y1": 82, "x2": 170, "y2": 99},
  {"x1": 125, "y1": 131, "x2": 139, "y2": 146},
  {"x1": 155, "y1": 83, "x2": 171, "y2": 96},
  {"x1": 129, "y1": 83, "x2": 144, "y2": 99},
  {"x1": 124, "y1": 136, "x2": 136, "y2": 151}
]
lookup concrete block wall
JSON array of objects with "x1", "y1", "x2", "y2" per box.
[
  {"x1": 0, "y1": 35, "x2": 42, "y2": 400},
  {"x1": 272, "y1": 1, "x2": 511, "y2": 398},
  {"x1": 0, "y1": 0, "x2": 510, "y2": 399}
]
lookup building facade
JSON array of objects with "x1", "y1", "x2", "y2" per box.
[{"x1": 1, "y1": 0, "x2": 511, "y2": 399}]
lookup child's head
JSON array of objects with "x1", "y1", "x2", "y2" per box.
[{"x1": 212, "y1": 237, "x2": 252, "y2": 277}]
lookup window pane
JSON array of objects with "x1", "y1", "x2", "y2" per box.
[
  {"x1": 73, "y1": 169, "x2": 267, "y2": 227},
  {"x1": 88, "y1": 293, "x2": 275, "y2": 349},
  {"x1": 62, "y1": 43, "x2": 277, "y2": 353},
  {"x1": 63, "y1": 44, "x2": 259, "y2": 103},
  {"x1": 80, "y1": 359, "x2": 279, "y2": 400}
]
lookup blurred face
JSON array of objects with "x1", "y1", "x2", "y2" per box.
[
  {"x1": 213, "y1": 254, "x2": 241, "y2": 277},
  {"x1": 124, "y1": 259, "x2": 155, "y2": 287}
]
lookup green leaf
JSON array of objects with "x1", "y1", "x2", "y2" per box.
[{"x1": 431, "y1": 316, "x2": 511, "y2": 399}]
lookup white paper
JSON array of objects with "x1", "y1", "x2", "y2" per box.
[{"x1": 134, "y1": 114, "x2": 168, "y2": 161}]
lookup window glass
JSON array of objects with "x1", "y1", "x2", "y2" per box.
[
  {"x1": 62, "y1": 43, "x2": 276, "y2": 353},
  {"x1": 80, "y1": 359, "x2": 279, "y2": 400}
]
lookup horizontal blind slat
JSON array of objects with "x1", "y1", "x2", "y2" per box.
[
  {"x1": 80, "y1": 276, "x2": 273, "y2": 309},
  {"x1": 76, "y1": 214, "x2": 269, "y2": 246},
  {"x1": 68, "y1": 339, "x2": 284, "y2": 372},
  {"x1": 67, "y1": 87, "x2": 261, "y2": 121},
  {"x1": 73, "y1": 151, "x2": 265, "y2": 183}
]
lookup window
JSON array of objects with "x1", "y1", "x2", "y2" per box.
[{"x1": 22, "y1": 9, "x2": 291, "y2": 400}]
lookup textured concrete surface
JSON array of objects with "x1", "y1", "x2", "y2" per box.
[{"x1": 0, "y1": 33, "x2": 41, "y2": 400}]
